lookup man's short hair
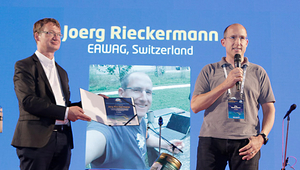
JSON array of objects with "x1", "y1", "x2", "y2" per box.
[
  {"x1": 120, "y1": 72, "x2": 150, "y2": 90},
  {"x1": 33, "y1": 18, "x2": 61, "y2": 41},
  {"x1": 120, "y1": 72, "x2": 133, "y2": 89}
]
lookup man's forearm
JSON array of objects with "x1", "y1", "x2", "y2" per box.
[
  {"x1": 261, "y1": 102, "x2": 275, "y2": 136},
  {"x1": 191, "y1": 82, "x2": 228, "y2": 113}
]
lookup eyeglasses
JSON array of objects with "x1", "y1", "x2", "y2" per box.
[
  {"x1": 224, "y1": 35, "x2": 248, "y2": 42},
  {"x1": 40, "y1": 31, "x2": 63, "y2": 39},
  {"x1": 125, "y1": 87, "x2": 153, "y2": 95}
]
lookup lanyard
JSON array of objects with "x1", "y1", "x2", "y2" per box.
[{"x1": 222, "y1": 64, "x2": 247, "y2": 96}]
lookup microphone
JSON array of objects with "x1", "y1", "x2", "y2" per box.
[
  {"x1": 283, "y1": 104, "x2": 296, "y2": 119},
  {"x1": 234, "y1": 54, "x2": 241, "y2": 90},
  {"x1": 147, "y1": 125, "x2": 183, "y2": 153},
  {"x1": 158, "y1": 116, "x2": 163, "y2": 154}
]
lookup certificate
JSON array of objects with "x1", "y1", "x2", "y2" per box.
[{"x1": 80, "y1": 88, "x2": 139, "y2": 126}]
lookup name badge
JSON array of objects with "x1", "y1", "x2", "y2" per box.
[{"x1": 228, "y1": 98, "x2": 244, "y2": 119}]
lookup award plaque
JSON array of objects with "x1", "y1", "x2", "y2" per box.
[{"x1": 80, "y1": 88, "x2": 139, "y2": 126}]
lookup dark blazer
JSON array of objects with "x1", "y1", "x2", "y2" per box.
[{"x1": 12, "y1": 53, "x2": 74, "y2": 149}]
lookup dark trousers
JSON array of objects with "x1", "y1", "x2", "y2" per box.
[
  {"x1": 16, "y1": 127, "x2": 72, "y2": 170},
  {"x1": 196, "y1": 137, "x2": 260, "y2": 170}
]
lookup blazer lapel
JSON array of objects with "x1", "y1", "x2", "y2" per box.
[{"x1": 32, "y1": 54, "x2": 56, "y2": 103}]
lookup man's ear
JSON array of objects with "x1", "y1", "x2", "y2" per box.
[
  {"x1": 118, "y1": 88, "x2": 124, "y2": 97},
  {"x1": 221, "y1": 38, "x2": 226, "y2": 47},
  {"x1": 34, "y1": 32, "x2": 40, "y2": 42}
]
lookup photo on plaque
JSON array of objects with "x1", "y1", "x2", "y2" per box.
[{"x1": 85, "y1": 65, "x2": 191, "y2": 170}]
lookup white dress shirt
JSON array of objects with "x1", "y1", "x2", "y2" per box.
[{"x1": 35, "y1": 50, "x2": 69, "y2": 125}]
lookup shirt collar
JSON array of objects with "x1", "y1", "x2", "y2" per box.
[
  {"x1": 35, "y1": 50, "x2": 55, "y2": 68},
  {"x1": 220, "y1": 56, "x2": 249, "y2": 68}
]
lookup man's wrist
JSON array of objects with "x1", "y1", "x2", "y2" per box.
[{"x1": 257, "y1": 133, "x2": 268, "y2": 145}]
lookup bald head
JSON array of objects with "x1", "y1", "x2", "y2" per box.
[
  {"x1": 221, "y1": 23, "x2": 249, "y2": 64},
  {"x1": 223, "y1": 23, "x2": 247, "y2": 38}
]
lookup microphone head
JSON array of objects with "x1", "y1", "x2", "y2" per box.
[
  {"x1": 234, "y1": 54, "x2": 241, "y2": 62},
  {"x1": 158, "y1": 116, "x2": 163, "y2": 125},
  {"x1": 290, "y1": 104, "x2": 297, "y2": 111},
  {"x1": 284, "y1": 104, "x2": 297, "y2": 119}
]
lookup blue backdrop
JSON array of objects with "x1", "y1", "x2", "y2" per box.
[{"x1": 1, "y1": 1, "x2": 300, "y2": 169}]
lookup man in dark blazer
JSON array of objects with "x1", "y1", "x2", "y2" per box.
[{"x1": 12, "y1": 18, "x2": 91, "y2": 170}]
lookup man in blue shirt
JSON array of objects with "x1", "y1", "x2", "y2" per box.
[{"x1": 85, "y1": 72, "x2": 184, "y2": 169}]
